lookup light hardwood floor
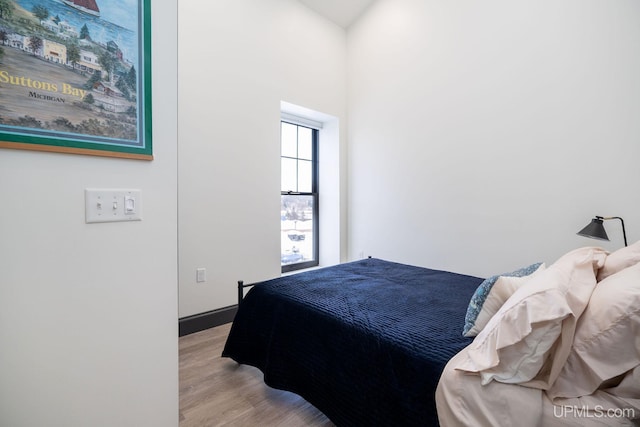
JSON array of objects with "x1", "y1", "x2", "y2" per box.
[{"x1": 179, "y1": 322, "x2": 335, "y2": 427}]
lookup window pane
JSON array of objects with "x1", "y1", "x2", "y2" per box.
[
  {"x1": 298, "y1": 127, "x2": 313, "y2": 160},
  {"x1": 281, "y1": 158, "x2": 297, "y2": 192},
  {"x1": 298, "y1": 159, "x2": 312, "y2": 193},
  {"x1": 280, "y1": 120, "x2": 318, "y2": 272},
  {"x1": 281, "y1": 194, "x2": 315, "y2": 266},
  {"x1": 281, "y1": 122, "x2": 297, "y2": 158}
]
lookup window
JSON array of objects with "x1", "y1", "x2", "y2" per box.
[{"x1": 281, "y1": 121, "x2": 319, "y2": 272}]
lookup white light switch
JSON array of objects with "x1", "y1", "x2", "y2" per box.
[
  {"x1": 124, "y1": 195, "x2": 136, "y2": 214},
  {"x1": 196, "y1": 268, "x2": 206, "y2": 283},
  {"x1": 85, "y1": 189, "x2": 142, "y2": 223}
]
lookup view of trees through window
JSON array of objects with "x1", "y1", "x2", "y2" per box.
[{"x1": 281, "y1": 194, "x2": 314, "y2": 266}]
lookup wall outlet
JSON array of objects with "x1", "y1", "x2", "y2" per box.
[{"x1": 196, "y1": 268, "x2": 206, "y2": 283}]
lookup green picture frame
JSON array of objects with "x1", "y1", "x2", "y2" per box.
[{"x1": 0, "y1": 0, "x2": 152, "y2": 160}]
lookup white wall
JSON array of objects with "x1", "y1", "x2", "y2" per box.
[
  {"x1": 0, "y1": 2, "x2": 179, "y2": 426},
  {"x1": 348, "y1": 0, "x2": 640, "y2": 277},
  {"x1": 178, "y1": 0, "x2": 348, "y2": 317}
]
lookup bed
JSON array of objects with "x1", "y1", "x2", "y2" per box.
[
  {"x1": 223, "y1": 245, "x2": 640, "y2": 426},
  {"x1": 222, "y1": 257, "x2": 482, "y2": 426}
]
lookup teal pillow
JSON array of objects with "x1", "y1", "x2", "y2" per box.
[{"x1": 463, "y1": 263, "x2": 543, "y2": 336}]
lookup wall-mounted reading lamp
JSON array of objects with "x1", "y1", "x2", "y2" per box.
[{"x1": 577, "y1": 216, "x2": 628, "y2": 247}]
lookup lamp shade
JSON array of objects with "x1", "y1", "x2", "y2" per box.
[{"x1": 577, "y1": 217, "x2": 609, "y2": 241}]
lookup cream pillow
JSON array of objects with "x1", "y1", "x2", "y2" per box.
[
  {"x1": 463, "y1": 264, "x2": 546, "y2": 337},
  {"x1": 548, "y1": 261, "x2": 640, "y2": 400},
  {"x1": 455, "y1": 247, "x2": 607, "y2": 387},
  {"x1": 597, "y1": 239, "x2": 640, "y2": 281}
]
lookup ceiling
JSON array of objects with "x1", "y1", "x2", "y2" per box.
[{"x1": 297, "y1": 0, "x2": 377, "y2": 28}]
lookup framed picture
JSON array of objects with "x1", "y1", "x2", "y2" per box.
[{"x1": 0, "y1": 0, "x2": 152, "y2": 160}]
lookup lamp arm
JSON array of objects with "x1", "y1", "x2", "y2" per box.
[{"x1": 603, "y1": 216, "x2": 628, "y2": 247}]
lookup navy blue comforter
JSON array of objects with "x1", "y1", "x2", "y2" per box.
[{"x1": 222, "y1": 258, "x2": 483, "y2": 426}]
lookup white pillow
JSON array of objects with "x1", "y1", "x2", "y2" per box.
[
  {"x1": 464, "y1": 264, "x2": 546, "y2": 337},
  {"x1": 455, "y1": 247, "x2": 607, "y2": 387},
  {"x1": 597, "y1": 239, "x2": 640, "y2": 281},
  {"x1": 548, "y1": 261, "x2": 640, "y2": 400}
]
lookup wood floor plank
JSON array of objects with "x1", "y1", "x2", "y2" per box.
[{"x1": 179, "y1": 323, "x2": 334, "y2": 427}]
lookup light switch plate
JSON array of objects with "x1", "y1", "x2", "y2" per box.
[{"x1": 85, "y1": 189, "x2": 142, "y2": 223}]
